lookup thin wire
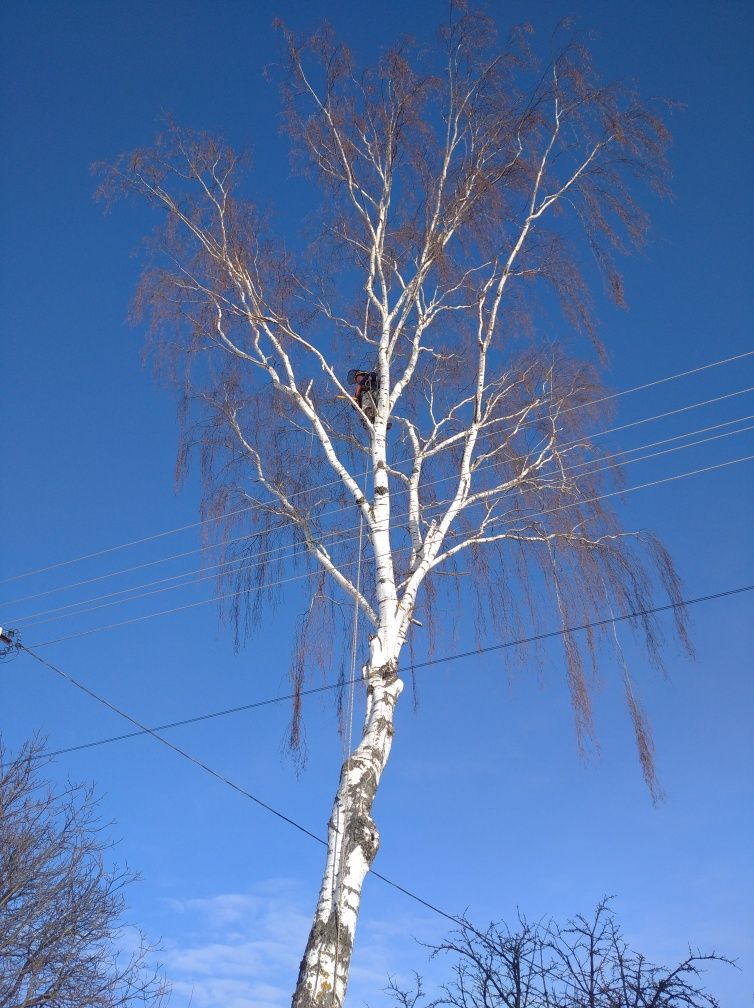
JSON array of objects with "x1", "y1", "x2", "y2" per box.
[
  {"x1": 561, "y1": 350, "x2": 754, "y2": 410},
  {"x1": 12, "y1": 408, "x2": 754, "y2": 625},
  {"x1": 572, "y1": 386, "x2": 754, "y2": 446},
  {"x1": 0, "y1": 531, "x2": 266, "y2": 611},
  {"x1": 14, "y1": 423, "x2": 754, "y2": 631},
  {"x1": 13, "y1": 407, "x2": 753, "y2": 622},
  {"x1": 24, "y1": 453, "x2": 754, "y2": 648},
  {"x1": 16, "y1": 579, "x2": 754, "y2": 979},
  {"x1": 571, "y1": 421, "x2": 754, "y2": 480},
  {"x1": 35, "y1": 684, "x2": 342, "y2": 759},
  {"x1": 3, "y1": 349, "x2": 751, "y2": 587},
  {"x1": 19, "y1": 643, "x2": 326, "y2": 847},
  {"x1": 20, "y1": 439, "x2": 749, "y2": 637},
  {"x1": 28, "y1": 585, "x2": 754, "y2": 762},
  {"x1": 568, "y1": 412, "x2": 754, "y2": 472},
  {"x1": 408, "y1": 584, "x2": 754, "y2": 671},
  {"x1": 14, "y1": 538, "x2": 314, "y2": 626},
  {"x1": 8, "y1": 639, "x2": 576, "y2": 978},
  {"x1": 5, "y1": 384, "x2": 753, "y2": 613}
]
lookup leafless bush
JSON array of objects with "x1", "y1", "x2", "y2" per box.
[
  {"x1": 0, "y1": 737, "x2": 169, "y2": 1008},
  {"x1": 384, "y1": 900, "x2": 733, "y2": 1008}
]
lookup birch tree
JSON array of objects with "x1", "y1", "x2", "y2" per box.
[{"x1": 99, "y1": 7, "x2": 689, "y2": 1005}]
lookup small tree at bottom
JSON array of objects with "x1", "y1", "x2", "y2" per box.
[
  {"x1": 385, "y1": 900, "x2": 733, "y2": 1008},
  {"x1": 0, "y1": 736, "x2": 170, "y2": 1008}
]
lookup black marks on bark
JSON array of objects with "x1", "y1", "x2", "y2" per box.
[
  {"x1": 293, "y1": 907, "x2": 352, "y2": 1008},
  {"x1": 343, "y1": 808, "x2": 380, "y2": 865},
  {"x1": 369, "y1": 658, "x2": 398, "y2": 684}
]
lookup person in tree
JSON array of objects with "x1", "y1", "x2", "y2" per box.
[{"x1": 348, "y1": 368, "x2": 379, "y2": 424}]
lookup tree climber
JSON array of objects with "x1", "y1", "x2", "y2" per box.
[{"x1": 348, "y1": 368, "x2": 379, "y2": 424}]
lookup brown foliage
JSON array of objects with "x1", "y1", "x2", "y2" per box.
[{"x1": 96, "y1": 6, "x2": 685, "y2": 792}]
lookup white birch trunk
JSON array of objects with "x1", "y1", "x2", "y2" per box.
[{"x1": 292, "y1": 635, "x2": 403, "y2": 1008}]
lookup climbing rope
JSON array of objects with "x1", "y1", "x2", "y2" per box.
[
  {"x1": 327, "y1": 357, "x2": 376, "y2": 993},
  {"x1": 331, "y1": 467, "x2": 367, "y2": 994},
  {"x1": 345, "y1": 484, "x2": 365, "y2": 773}
]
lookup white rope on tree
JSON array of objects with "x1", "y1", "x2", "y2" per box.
[{"x1": 332, "y1": 467, "x2": 367, "y2": 986}]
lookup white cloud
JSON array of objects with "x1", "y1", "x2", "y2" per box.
[
  {"x1": 170, "y1": 977, "x2": 290, "y2": 1008},
  {"x1": 158, "y1": 880, "x2": 441, "y2": 1008},
  {"x1": 160, "y1": 881, "x2": 310, "y2": 1008}
]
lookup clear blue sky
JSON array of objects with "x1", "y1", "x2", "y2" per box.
[{"x1": 1, "y1": 1, "x2": 752, "y2": 1005}]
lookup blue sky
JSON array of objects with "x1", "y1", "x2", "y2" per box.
[{"x1": 1, "y1": 1, "x2": 752, "y2": 1005}]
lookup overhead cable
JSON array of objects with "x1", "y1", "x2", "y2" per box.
[
  {"x1": 22, "y1": 453, "x2": 754, "y2": 647},
  {"x1": 15, "y1": 579, "x2": 754, "y2": 977},
  {"x1": 11, "y1": 636, "x2": 558, "y2": 979},
  {"x1": 14, "y1": 419, "x2": 754, "y2": 631},
  {"x1": 28, "y1": 584, "x2": 754, "y2": 762},
  {"x1": 15, "y1": 416, "x2": 754, "y2": 626},
  {"x1": 3, "y1": 348, "x2": 751, "y2": 587},
  {"x1": 4, "y1": 384, "x2": 753, "y2": 613},
  {"x1": 7, "y1": 401, "x2": 754, "y2": 620}
]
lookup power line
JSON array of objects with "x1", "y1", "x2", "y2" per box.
[
  {"x1": 5, "y1": 380, "x2": 753, "y2": 622},
  {"x1": 409, "y1": 585, "x2": 754, "y2": 671},
  {"x1": 0, "y1": 530, "x2": 261, "y2": 611},
  {"x1": 559, "y1": 349, "x2": 754, "y2": 409},
  {"x1": 3, "y1": 349, "x2": 751, "y2": 588},
  {"x1": 14, "y1": 579, "x2": 754, "y2": 978},
  {"x1": 22, "y1": 453, "x2": 754, "y2": 648},
  {"x1": 10, "y1": 410, "x2": 754, "y2": 627},
  {"x1": 17, "y1": 639, "x2": 498, "y2": 950},
  {"x1": 27, "y1": 584, "x2": 754, "y2": 762},
  {"x1": 5, "y1": 382, "x2": 753, "y2": 616},
  {"x1": 15, "y1": 421, "x2": 753, "y2": 631},
  {"x1": 19, "y1": 643, "x2": 326, "y2": 845},
  {"x1": 575, "y1": 385, "x2": 753, "y2": 445},
  {"x1": 7, "y1": 641, "x2": 536, "y2": 980},
  {"x1": 15, "y1": 416, "x2": 754, "y2": 627}
]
